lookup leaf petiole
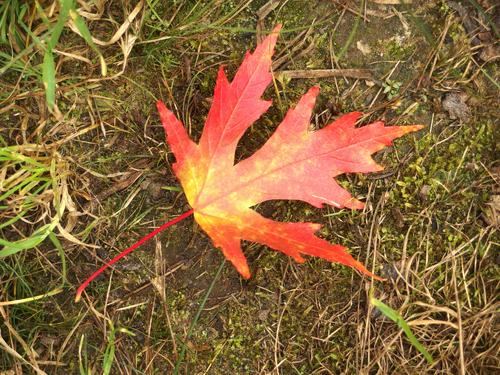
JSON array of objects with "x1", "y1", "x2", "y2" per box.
[{"x1": 75, "y1": 209, "x2": 194, "y2": 302}]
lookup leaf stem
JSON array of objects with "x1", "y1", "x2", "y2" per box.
[{"x1": 75, "y1": 209, "x2": 194, "y2": 302}]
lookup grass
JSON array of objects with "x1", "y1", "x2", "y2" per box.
[
  {"x1": 0, "y1": 144, "x2": 69, "y2": 256},
  {"x1": 369, "y1": 290, "x2": 433, "y2": 364},
  {"x1": 1, "y1": 0, "x2": 498, "y2": 374},
  {"x1": 0, "y1": 0, "x2": 106, "y2": 113}
]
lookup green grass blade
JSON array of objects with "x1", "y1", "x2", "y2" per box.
[
  {"x1": 78, "y1": 334, "x2": 90, "y2": 375},
  {"x1": 336, "y1": 0, "x2": 364, "y2": 61},
  {"x1": 0, "y1": 148, "x2": 46, "y2": 167},
  {"x1": 0, "y1": 0, "x2": 12, "y2": 44},
  {"x1": 161, "y1": 185, "x2": 182, "y2": 192},
  {"x1": 0, "y1": 211, "x2": 28, "y2": 230},
  {"x1": 49, "y1": 232, "x2": 67, "y2": 286},
  {"x1": 0, "y1": 235, "x2": 46, "y2": 256},
  {"x1": 16, "y1": 16, "x2": 45, "y2": 49},
  {"x1": 0, "y1": 234, "x2": 46, "y2": 255},
  {"x1": 35, "y1": 1, "x2": 51, "y2": 28},
  {"x1": 48, "y1": 0, "x2": 72, "y2": 50},
  {"x1": 0, "y1": 221, "x2": 56, "y2": 256},
  {"x1": 0, "y1": 287, "x2": 62, "y2": 306},
  {"x1": 42, "y1": 50, "x2": 56, "y2": 109},
  {"x1": 370, "y1": 295, "x2": 433, "y2": 364},
  {"x1": 102, "y1": 324, "x2": 116, "y2": 375},
  {"x1": 0, "y1": 170, "x2": 44, "y2": 200},
  {"x1": 42, "y1": 0, "x2": 72, "y2": 109},
  {"x1": 0, "y1": 176, "x2": 37, "y2": 200},
  {"x1": 0, "y1": 44, "x2": 37, "y2": 75}
]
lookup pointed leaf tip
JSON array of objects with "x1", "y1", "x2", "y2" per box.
[
  {"x1": 308, "y1": 85, "x2": 320, "y2": 96},
  {"x1": 156, "y1": 100, "x2": 169, "y2": 127}
]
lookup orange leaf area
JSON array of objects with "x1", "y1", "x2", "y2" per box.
[{"x1": 157, "y1": 25, "x2": 423, "y2": 279}]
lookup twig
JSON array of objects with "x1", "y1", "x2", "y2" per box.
[{"x1": 276, "y1": 68, "x2": 373, "y2": 80}]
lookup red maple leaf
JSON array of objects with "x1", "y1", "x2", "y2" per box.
[
  {"x1": 76, "y1": 25, "x2": 422, "y2": 301},
  {"x1": 156, "y1": 24, "x2": 422, "y2": 279}
]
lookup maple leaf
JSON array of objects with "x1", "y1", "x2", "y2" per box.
[{"x1": 156, "y1": 25, "x2": 423, "y2": 280}]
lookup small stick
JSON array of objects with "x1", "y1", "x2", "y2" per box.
[{"x1": 276, "y1": 68, "x2": 373, "y2": 80}]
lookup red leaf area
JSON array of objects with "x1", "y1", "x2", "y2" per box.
[{"x1": 156, "y1": 25, "x2": 423, "y2": 280}]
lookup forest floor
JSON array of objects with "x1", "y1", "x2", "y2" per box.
[{"x1": 1, "y1": 0, "x2": 498, "y2": 374}]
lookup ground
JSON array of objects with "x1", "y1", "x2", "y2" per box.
[{"x1": 0, "y1": 0, "x2": 499, "y2": 374}]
